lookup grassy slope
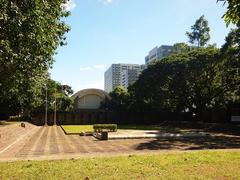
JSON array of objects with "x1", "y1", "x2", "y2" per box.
[{"x1": 0, "y1": 151, "x2": 240, "y2": 179}]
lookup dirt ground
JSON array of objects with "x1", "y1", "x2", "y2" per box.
[{"x1": 0, "y1": 122, "x2": 239, "y2": 161}]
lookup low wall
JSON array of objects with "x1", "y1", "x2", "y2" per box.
[
  {"x1": 31, "y1": 110, "x2": 192, "y2": 126},
  {"x1": 30, "y1": 107, "x2": 239, "y2": 126}
]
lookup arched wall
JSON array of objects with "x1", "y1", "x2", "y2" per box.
[{"x1": 72, "y1": 89, "x2": 110, "y2": 110}]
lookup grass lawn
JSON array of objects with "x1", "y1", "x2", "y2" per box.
[
  {"x1": 0, "y1": 151, "x2": 239, "y2": 179},
  {"x1": 0, "y1": 121, "x2": 18, "y2": 126},
  {"x1": 61, "y1": 125, "x2": 93, "y2": 133},
  {"x1": 61, "y1": 125, "x2": 162, "y2": 134},
  {"x1": 61, "y1": 123, "x2": 240, "y2": 134},
  {"x1": 61, "y1": 124, "x2": 179, "y2": 134}
]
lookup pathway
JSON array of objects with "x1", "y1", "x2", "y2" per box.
[{"x1": 0, "y1": 125, "x2": 239, "y2": 161}]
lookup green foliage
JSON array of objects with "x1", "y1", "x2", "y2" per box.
[
  {"x1": 101, "y1": 86, "x2": 131, "y2": 111},
  {"x1": 218, "y1": 0, "x2": 240, "y2": 26},
  {"x1": 218, "y1": 0, "x2": 240, "y2": 56},
  {"x1": 93, "y1": 124, "x2": 117, "y2": 132},
  {"x1": 130, "y1": 46, "x2": 239, "y2": 120},
  {"x1": 0, "y1": 0, "x2": 70, "y2": 115},
  {"x1": 8, "y1": 115, "x2": 24, "y2": 122},
  {"x1": 221, "y1": 29, "x2": 239, "y2": 54},
  {"x1": 186, "y1": 15, "x2": 210, "y2": 47},
  {"x1": 171, "y1": 43, "x2": 194, "y2": 53},
  {"x1": 219, "y1": 30, "x2": 240, "y2": 105},
  {"x1": 36, "y1": 79, "x2": 74, "y2": 112}
]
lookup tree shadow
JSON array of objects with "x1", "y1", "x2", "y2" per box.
[
  {"x1": 204, "y1": 124, "x2": 240, "y2": 136},
  {"x1": 158, "y1": 121, "x2": 240, "y2": 136},
  {"x1": 135, "y1": 135, "x2": 240, "y2": 151}
]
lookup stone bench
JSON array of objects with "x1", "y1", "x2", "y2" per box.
[{"x1": 93, "y1": 131, "x2": 108, "y2": 140}]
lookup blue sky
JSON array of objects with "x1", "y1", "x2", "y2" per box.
[{"x1": 50, "y1": 0, "x2": 232, "y2": 93}]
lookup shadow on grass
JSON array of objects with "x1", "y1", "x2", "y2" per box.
[
  {"x1": 133, "y1": 122, "x2": 240, "y2": 151},
  {"x1": 204, "y1": 124, "x2": 240, "y2": 136},
  {"x1": 119, "y1": 122, "x2": 240, "y2": 136},
  {"x1": 135, "y1": 135, "x2": 240, "y2": 151}
]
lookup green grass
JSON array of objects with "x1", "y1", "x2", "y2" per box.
[
  {"x1": 62, "y1": 125, "x2": 93, "y2": 133},
  {"x1": 61, "y1": 125, "x2": 164, "y2": 134},
  {"x1": 0, "y1": 121, "x2": 18, "y2": 125},
  {"x1": 0, "y1": 151, "x2": 240, "y2": 179},
  {"x1": 62, "y1": 123, "x2": 240, "y2": 135},
  {"x1": 61, "y1": 125, "x2": 161, "y2": 134}
]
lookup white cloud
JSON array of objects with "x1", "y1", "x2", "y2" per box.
[
  {"x1": 100, "y1": 0, "x2": 113, "y2": 5},
  {"x1": 94, "y1": 64, "x2": 106, "y2": 69},
  {"x1": 62, "y1": 0, "x2": 77, "y2": 11},
  {"x1": 79, "y1": 64, "x2": 106, "y2": 71}
]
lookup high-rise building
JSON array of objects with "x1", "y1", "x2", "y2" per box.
[
  {"x1": 120, "y1": 64, "x2": 146, "y2": 89},
  {"x1": 145, "y1": 45, "x2": 173, "y2": 65},
  {"x1": 104, "y1": 64, "x2": 146, "y2": 92}
]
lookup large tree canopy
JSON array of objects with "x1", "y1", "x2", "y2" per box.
[
  {"x1": 0, "y1": 0, "x2": 70, "y2": 115},
  {"x1": 129, "y1": 47, "x2": 239, "y2": 120},
  {"x1": 100, "y1": 86, "x2": 130, "y2": 111}
]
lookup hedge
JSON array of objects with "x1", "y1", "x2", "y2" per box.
[
  {"x1": 9, "y1": 116, "x2": 23, "y2": 121},
  {"x1": 93, "y1": 124, "x2": 117, "y2": 132}
]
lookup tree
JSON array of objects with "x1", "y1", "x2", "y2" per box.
[
  {"x1": 186, "y1": 15, "x2": 210, "y2": 47},
  {"x1": 217, "y1": 0, "x2": 240, "y2": 26},
  {"x1": 130, "y1": 47, "x2": 235, "y2": 120},
  {"x1": 0, "y1": 0, "x2": 70, "y2": 115},
  {"x1": 100, "y1": 86, "x2": 130, "y2": 111},
  {"x1": 171, "y1": 43, "x2": 193, "y2": 53},
  {"x1": 219, "y1": 30, "x2": 240, "y2": 105},
  {"x1": 217, "y1": 0, "x2": 240, "y2": 106},
  {"x1": 221, "y1": 29, "x2": 239, "y2": 55},
  {"x1": 218, "y1": 0, "x2": 240, "y2": 53},
  {"x1": 129, "y1": 53, "x2": 191, "y2": 112},
  {"x1": 36, "y1": 79, "x2": 74, "y2": 112}
]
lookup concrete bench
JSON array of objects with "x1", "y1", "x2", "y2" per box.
[{"x1": 93, "y1": 131, "x2": 108, "y2": 140}]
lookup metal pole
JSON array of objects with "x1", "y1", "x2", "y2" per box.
[
  {"x1": 54, "y1": 91, "x2": 57, "y2": 126},
  {"x1": 45, "y1": 83, "x2": 48, "y2": 126}
]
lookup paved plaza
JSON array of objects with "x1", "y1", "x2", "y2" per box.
[{"x1": 0, "y1": 123, "x2": 240, "y2": 161}]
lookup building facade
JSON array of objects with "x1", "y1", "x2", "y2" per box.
[
  {"x1": 120, "y1": 65, "x2": 146, "y2": 89},
  {"x1": 104, "y1": 64, "x2": 146, "y2": 92},
  {"x1": 145, "y1": 45, "x2": 173, "y2": 65}
]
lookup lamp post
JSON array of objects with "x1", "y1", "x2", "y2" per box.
[
  {"x1": 45, "y1": 82, "x2": 48, "y2": 126},
  {"x1": 54, "y1": 89, "x2": 57, "y2": 126}
]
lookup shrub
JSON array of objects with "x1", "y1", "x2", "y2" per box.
[
  {"x1": 8, "y1": 116, "x2": 23, "y2": 121},
  {"x1": 93, "y1": 124, "x2": 117, "y2": 132}
]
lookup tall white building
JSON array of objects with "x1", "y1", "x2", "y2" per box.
[
  {"x1": 145, "y1": 45, "x2": 173, "y2": 65},
  {"x1": 104, "y1": 64, "x2": 146, "y2": 92}
]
